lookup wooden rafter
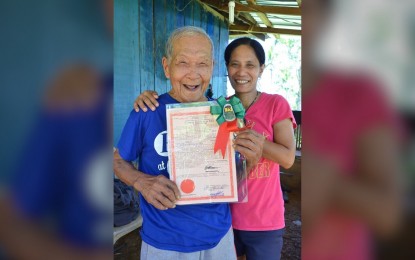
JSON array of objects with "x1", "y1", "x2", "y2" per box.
[
  {"x1": 230, "y1": 32, "x2": 267, "y2": 41},
  {"x1": 246, "y1": 0, "x2": 272, "y2": 27},
  {"x1": 239, "y1": 12, "x2": 257, "y2": 25},
  {"x1": 198, "y1": 0, "x2": 249, "y2": 26},
  {"x1": 197, "y1": 0, "x2": 225, "y2": 22},
  {"x1": 230, "y1": 24, "x2": 301, "y2": 36},
  {"x1": 246, "y1": 0, "x2": 279, "y2": 39},
  {"x1": 239, "y1": 1, "x2": 268, "y2": 40},
  {"x1": 198, "y1": 0, "x2": 301, "y2": 36},
  {"x1": 199, "y1": 0, "x2": 268, "y2": 40},
  {"x1": 220, "y1": 2, "x2": 301, "y2": 16}
]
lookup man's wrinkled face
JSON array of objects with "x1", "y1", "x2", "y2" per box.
[{"x1": 163, "y1": 35, "x2": 213, "y2": 103}]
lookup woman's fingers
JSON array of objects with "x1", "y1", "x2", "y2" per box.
[
  {"x1": 133, "y1": 90, "x2": 159, "y2": 112},
  {"x1": 234, "y1": 130, "x2": 265, "y2": 150},
  {"x1": 234, "y1": 130, "x2": 265, "y2": 165}
]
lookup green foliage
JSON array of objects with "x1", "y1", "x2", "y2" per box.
[{"x1": 262, "y1": 36, "x2": 301, "y2": 110}]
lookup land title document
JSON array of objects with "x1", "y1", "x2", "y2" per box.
[{"x1": 166, "y1": 101, "x2": 238, "y2": 205}]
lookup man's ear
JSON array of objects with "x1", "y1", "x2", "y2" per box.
[{"x1": 162, "y1": 57, "x2": 170, "y2": 79}]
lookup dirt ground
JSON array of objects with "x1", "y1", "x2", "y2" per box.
[
  {"x1": 281, "y1": 155, "x2": 302, "y2": 259},
  {"x1": 281, "y1": 187, "x2": 301, "y2": 260},
  {"x1": 114, "y1": 227, "x2": 141, "y2": 260}
]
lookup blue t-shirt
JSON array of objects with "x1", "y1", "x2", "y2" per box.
[{"x1": 117, "y1": 93, "x2": 231, "y2": 252}]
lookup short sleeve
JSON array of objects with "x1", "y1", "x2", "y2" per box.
[
  {"x1": 117, "y1": 110, "x2": 145, "y2": 161},
  {"x1": 272, "y1": 95, "x2": 297, "y2": 129}
]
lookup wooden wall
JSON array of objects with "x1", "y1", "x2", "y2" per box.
[{"x1": 114, "y1": 0, "x2": 229, "y2": 142}]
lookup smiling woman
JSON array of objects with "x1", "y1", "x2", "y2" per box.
[
  {"x1": 227, "y1": 36, "x2": 302, "y2": 111},
  {"x1": 226, "y1": 44, "x2": 265, "y2": 100}
]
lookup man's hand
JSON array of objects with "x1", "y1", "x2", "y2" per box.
[
  {"x1": 233, "y1": 129, "x2": 265, "y2": 172},
  {"x1": 133, "y1": 90, "x2": 159, "y2": 112},
  {"x1": 133, "y1": 174, "x2": 181, "y2": 210},
  {"x1": 113, "y1": 150, "x2": 180, "y2": 210}
]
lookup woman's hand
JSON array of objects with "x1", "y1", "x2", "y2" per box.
[
  {"x1": 133, "y1": 90, "x2": 159, "y2": 112},
  {"x1": 233, "y1": 129, "x2": 266, "y2": 172}
]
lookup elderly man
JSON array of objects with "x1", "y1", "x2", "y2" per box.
[{"x1": 113, "y1": 26, "x2": 236, "y2": 259}]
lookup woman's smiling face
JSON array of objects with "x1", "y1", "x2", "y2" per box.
[{"x1": 227, "y1": 44, "x2": 264, "y2": 94}]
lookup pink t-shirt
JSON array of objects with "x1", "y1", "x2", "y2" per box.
[{"x1": 231, "y1": 92, "x2": 296, "y2": 231}]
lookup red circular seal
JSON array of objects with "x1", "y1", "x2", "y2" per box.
[{"x1": 180, "y1": 179, "x2": 195, "y2": 194}]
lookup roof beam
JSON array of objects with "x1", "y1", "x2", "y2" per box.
[
  {"x1": 229, "y1": 32, "x2": 266, "y2": 41},
  {"x1": 230, "y1": 25, "x2": 301, "y2": 36},
  {"x1": 237, "y1": 13, "x2": 269, "y2": 40},
  {"x1": 246, "y1": 0, "x2": 271, "y2": 27},
  {"x1": 198, "y1": 0, "x2": 256, "y2": 27},
  {"x1": 239, "y1": 12, "x2": 257, "y2": 25},
  {"x1": 246, "y1": 0, "x2": 279, "y2": 39},
  {"x1": 220, "y1": 2, "x2": 301, "y2": 16},
  {"x1": 238, "y1": 2, "x2": 269, "y2": 40}
]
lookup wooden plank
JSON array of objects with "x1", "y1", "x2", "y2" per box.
[
  {"x1": 230, "y1": 24, "x2": 301, "y2": 36},
  {"x1": 205, "y1": 11, "x2": 215, "y2": 96},
  {"x1": 218, "y1": 2, "x2": 301, "y2": 16},
  {"x1": 154, "y1": 0, "x2": 168, "y2": 94},
  {"x1": 251, "y1": 33, "x2": 267, "y2": 41},
  {"x1": 165, "y1": 0, "x2": 176, "y2": 45},
  {"x1": 139, "y1": 0, "x2": 155, "y2": 92},
  {"x1": 200, "y1": 1, "x2": 209, "y2": 33},
  {"x1": 197, "y1": 0, "x2": 226, "y2": 23},
  {"x1": 114, "y1": 0, "x2": 140, "y2": 142},
  {"x1": 183, "y1": 0, "x2": 194, "y2": 25},
  {"x1": 211, "y1": 17, "x2": 221, "y2": 97},
  {"x1": 164, "y1": 0, "x2": 177, "y2": 91},
  {"x1": 233, "y1": 12, "x2": 258, "y2": 27},
  {"x1": 246, "y1": 0, "x2": 275, "y2": 33},
  {"x1": 193, "y1": 0, "x2": 202, "y2": 28},
  {"x1": 240, "y1": 12, "x2": 258, "y2": 25},
  {"x1": 257, "y1": 12, "x2": 272, "y2": 27},
  {"x1": 176, "y1": 0, "x2": 185, "y2": 27},
  {"x1": 229, "y1": 32, "x2": 267, "y2": 41},
  {"x1": 217, "y1": 18, "x2": 229, "y2": 98},
  {"x1": 255, "y1": 12, "x2": 280, "y2": 39},
  {"x1": 200, "y1": 0, "x2": 272, "y2": 29}
]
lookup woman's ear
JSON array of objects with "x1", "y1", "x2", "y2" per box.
[
  {"x1": 162, "y1": 57, "x2": 170, "y2": 79},
  {"x1": 259, "y1": 64, "x2": 265, "y2": 77}
]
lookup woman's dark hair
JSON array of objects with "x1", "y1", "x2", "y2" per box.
[{"x1": 224, "y1": 37, "x2": 265, "y2": 66}]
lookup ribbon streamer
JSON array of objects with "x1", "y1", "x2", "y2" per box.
[{"x1": 210, "y1": 96, "x2": 245, "y2": 158}]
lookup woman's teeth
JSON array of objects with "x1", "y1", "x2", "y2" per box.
[{"x1": 236, "y1": 80, "x2": 249, "y2": 84}]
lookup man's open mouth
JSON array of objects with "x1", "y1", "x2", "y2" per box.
[{"x1": 183, "y1": 84, "x2": 200, "y2": 91}]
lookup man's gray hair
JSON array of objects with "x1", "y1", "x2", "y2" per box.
[{"x1": 165, "y1": 26, "x2": 214, "y2": 61}]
